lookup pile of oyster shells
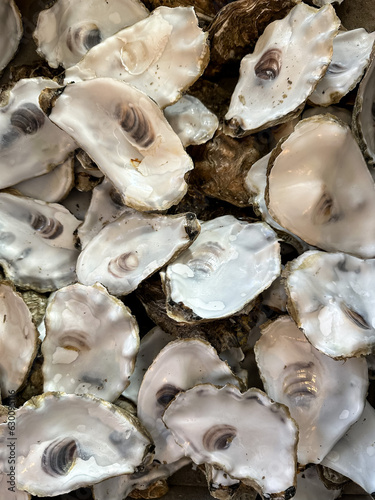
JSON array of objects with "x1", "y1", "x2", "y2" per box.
[{"x1": 0, "y1": 0, "x2": 375, "y2": 499}]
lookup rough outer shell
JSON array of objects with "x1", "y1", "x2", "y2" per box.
[
  {"x1": 224, "y1": 3, "x2": 340, "y2": 136},
  {"x1": 164, "y1": 95, "x2": 218, "y2": 147},
  {"x1": 0, "y1": 281, "x2": 39, "y2": 398},
  {"x1": 302, "y1": 105, "x2": 352, "y2": 125},
  {"x1": 11, "y1": 392, "x2": 153, "y2": 497},
  {"x1": 93, "y1": 457, "x2": 189, "y2": 500},
  {"x1": 64, "y1": 7, "x2": 209, "y2": 108},
  {"x1": 0, "y1": 193, "x2": 80, "y2": 292},
  {"x1": 42, "y1": 283, "x2": 140, "y2": 402},
  {"x1": 40, "y1": 78, "x2": 194, "y2": 211},
  {"x1": 76, "y1": 211, "x2": 200, "y2": 296},
  {"x1": 162, "y1": 383, "x2": 298, "y2": 499},
  {"x1": 189, "y1": 129, "x2": 269, "y2": 207},
  {"x1": 286, "y1": 250, "x2": 375, "y2": 358},
  {"x1": 309, "y1": 29, "x2": 375, "y2": 106},
  {"x1": 266, "y1": 115, "x2": 375, "y2": 258},
  {"x1": 254, "y1": 316, "x2": 368, "y2": 465},
  {"x1": 322, "y1": 402, "x2": 375, "y2": 495},
  {"x1": 0, "y1": 78, "x2": 77, "y2": 189},
  {"x1": 0, "y1": 0, "x2": 22, "y2": 73},
  {"x1": 33, "y1": 0, "x2": 149, "y2": 69},
  {"x1": 207, "y1": 0, "x2": 297, "y2": 73},
  {"x1": 137, "y1": 338, "x2": 242, "y2": 464},
  {"x1": 12, "y1": 156, "x2": 74, "y2": 203},
  {"x1": 352, "y1": 49, "x2": 375, "y2": 165},
  {"x1": 162, "y1": 217, "x2": 280, "y2": 322}
]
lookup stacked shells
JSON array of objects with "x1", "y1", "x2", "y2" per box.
[{"x1": 0, "y1": 0, "x2": 375, "y2": 499}]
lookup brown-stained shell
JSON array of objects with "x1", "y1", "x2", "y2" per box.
[
  {"x1": 189, "y1": 128, "x2": 269, "y2": 207},
  {"x1": 136, "y1": 274, "x2": 260, "y2": 353},
  {"x1": 129, "y1": 479, "x2": 169, "y2": 499},
  {"x1": 207, "y1": 0, "x2": 298, "y2": 75}
]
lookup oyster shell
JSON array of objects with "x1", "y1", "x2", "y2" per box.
[
  {"x1": 0, "y1": 281, "x2": 38, "y2": 398},
  {"x1": 322, "y1": 402, "x2": 375, "y2": 495},
  {"x1": 12, "y1": 392, "x2": 153, "y2": 496},
  {"x1": 293, "y1": 466, "x2": 341, "y2": 500},
  {"x1": 76, "y1": 211, "x2": 200, "y2": 296},
  {"x1": 224, "y1": 3, "x2": 340, "y2": 136},
  {"x1": 64, "y1": 7, "x2": 209, "y2": 108},
  {"x1": 352, "y1": 50, "x2": 375, "y2": 165},
  {"x1": 286, "y1": 250, "x2": 375, "y2": 358},
  {"x1": 0, "y1": 78, "x2": 77, "y2": 189},
  {"x1": 41, "y1": 78, "x2": 194, "y2": 211},
  {"x1": 266, "y1": 115, "x2": 375, "y2": 258},
  {"x1": 42, "y1": 283, "x2": 140, "y2": 402},
  {"x1": 0, "y1": 0, "x2": 22, "y2": 73},
  {"x1": 255, "y1": 316, "x2": 368, "y2": 465},
  {"x1": 137, "y1": 338, "x2": 242, "y2": 464},
  {"x1": 11, "y1": 156, "x2": 74, "y2": 203},
  {"x1": 309, "y1": 29, "x2": 375, "y2": 106},
  {"x1": 34, "y1": 0, "x2": 149, "y2": 69},
  {"x1": 162, "y1": 384, "x2": 298, "y2": 499},
  {"x1": 162, "y1": 216, "x2": 280, "y2": 322},
  {"x1": 164, "y1": 95, "x2": 218, "y2": 147},
  {"x1": 0, "y1": 193, "x2": 80, "y2": 291}
]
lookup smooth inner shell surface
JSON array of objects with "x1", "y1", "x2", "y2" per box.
[
  {"x1": 286, "y1": 250, "x2": 375, "y2": 358},
  {"x1": 267, "y1": 115, "x2": 375, "y2": 258}
]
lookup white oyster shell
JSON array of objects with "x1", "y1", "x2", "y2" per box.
[
  {"x1": 12, "y1": 392, "x2": 153, "y2": 496},
  {"x1": 163, "y1": 384, "x2": 298, "y2": 498},
  {"x1": 352, "y1": 51, "x2": 375, "y2": 165},
  {"x1": 267, "y1": 115, "x2": 375, "y2": 258},
  {"x1": 255, "y1": 316, "x2": 368, "y2": 465},
  {"x1": 0, "y1": 193, "x2": 80, "y2": 291},
  {"x1": 0, "y1": 282, "x2": 38, "y2": 398},
  {"x1": 44, "y1": 78, "x2": 194, "y2": 211},
  {"x1": 322, "y1": 402, "x2": 375, "y2": 495},
  {"x1": 164, "y1": 95, "x2": 219, "y2": 147},
  {"x1": 65, "y1": 7, "x2": 209, "y2": 108},
  {"x1": 293, "y1": 466, "x2": 341, "y2": 500},
  {"x1": 162, "y1": 216, "x2": 280, "y2": 322},
  {"x1": 286, "y1": 251, "x2": 375, "y2": 358},
  {"x1": 76, "y1": 211, "x2": 200, "y2": 296},
  {"x1": 77, "y1": 178, "x2": 131, "y2": 250},
  {"x1": 0, "y1": 78, "x2": 76, "y2": 189},
  {"x1": 302, "y1": 105, "x2": 352, "y2": 125},
  {"x1": 137, "y1": 338, "x2": 241, "y2": 464},
  {"x1": 224, "y1": 3, "x2": 339, "y2": 136},
  {"x1": 122, "y1": 326, "x2": 173, "y2": 404},
  {"x1": 309, "y1": 29, "x2": 375, "y2": 106},
  {"x1": 12, "y1": 157, "x2": 74, "y2": 203},
  {"x1": 0, "y1": 0, "x2": 22, "y2": 73},
  {"x1": 34, "y1": 0, "x2": 149, "y2": 69},
  {"x1": 42, "y1": 283, "x2": 140, "y2": 402}
]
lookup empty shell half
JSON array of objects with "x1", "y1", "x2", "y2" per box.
[
  {"x1": 42, "y1": 283, "x2": 140, "y2": 401},
  {"x1": 162, "y1": 216, "x2": 280, "y2": 322},
  {"x1": 40, "y1": 78, "x2": 194, "y2": 211}
]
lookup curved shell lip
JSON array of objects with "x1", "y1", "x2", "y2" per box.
[
  {"x1": 0, "y1": 0, "x2": 23, "y2": 74},
  {"x1": 0, "y1": 279, "x2": 40, "y2": 397},
  {"x1": 161, "y1": 382, "x2": 298, "y2": 498},
  {"x1": 283, "y1": 251, "x2": 375, "y2": 359}
]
